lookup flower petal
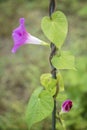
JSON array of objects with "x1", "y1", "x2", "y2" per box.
[{"x1": 12, "y1": 18, "x2": 48, "y2": 53}]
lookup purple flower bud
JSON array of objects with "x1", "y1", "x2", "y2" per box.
[
  {"x1": 12, "y1": 18, "x2": 48, "y2": 53},
  {"x1": 61, "y1": 100, "x2": 72, "y2": 113}
]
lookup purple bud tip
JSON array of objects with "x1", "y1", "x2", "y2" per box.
[
  {"x1": 61, "y1": 100, "x2": 73, "y2": 113},
  {"x1": 19, "y1": 18, "x2": 25, "y2": 25}
]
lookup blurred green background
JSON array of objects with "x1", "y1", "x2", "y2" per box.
[{"x1": 0, "y1": 0, "x2": 87, "y2": 130}]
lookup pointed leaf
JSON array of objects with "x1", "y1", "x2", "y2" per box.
[
  {"x1": 41, "y1": 11, "x2": 68, "y2": 47},
  {"x1": 52, "y1": 51, "x2": 75, "y2": 70},
  {"x1": 26, "y1": 87, "x2": 54, "y2": 129}
]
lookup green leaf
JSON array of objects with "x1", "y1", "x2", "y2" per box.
[
  {"x1": 52, "y1": 51, "x2": 75, "y2": 70},
  {"x1": 40, "y1": 73, "x2": 57, "y2": 96},
  {"x1": 26, "y1": 87, "x2": 54, "y2": 129},
  {"x1": 57, "y1": 72, "x2": 64, "y2": 92},
  {"x1": 41, "y1": 11, "x2": 68, "y2": 48}
]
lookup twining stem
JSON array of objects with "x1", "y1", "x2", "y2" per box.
[
  {"x1": 50, "y1": 43, "x2": 57, "y2": 130},
  {"x1": 49, "y1": 0, "x2": 58, "y2": 130}
]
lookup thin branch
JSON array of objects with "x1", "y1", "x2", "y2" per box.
[{"x1": 49, "y1": 0, "x2": 58, "y2": 130}]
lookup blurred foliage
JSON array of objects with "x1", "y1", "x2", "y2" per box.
[
  {"x1": 0, "y1": 0, "x2": 87, "y2": 130},
  {"x1": 77, "y1": 5, "x2": 87, "y2": 18},
  {"x1": 62, "y1": 56, "x2": 87, "y2": 130}
]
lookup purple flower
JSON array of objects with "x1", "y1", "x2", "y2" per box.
[
  {"x1": 12, "y1": 18, "x2": 48, "y2": 53},
  {"x1": 61, "y1": 100, "x2": 72, "y2": 113}
]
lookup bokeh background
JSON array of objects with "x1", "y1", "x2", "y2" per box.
[{"x1": 0, "y1": 0, "x2": 87, "y2": 130}]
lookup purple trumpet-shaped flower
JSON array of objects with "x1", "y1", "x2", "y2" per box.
[
  {"x1": 12, "y1": 18, "x2": 47, "y2": 53},
  {"x1": 61, "y1": 100, "x2": 72, "y2": 113}
]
